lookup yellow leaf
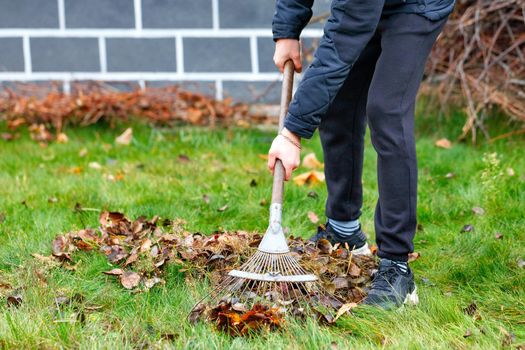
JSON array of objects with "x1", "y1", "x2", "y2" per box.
[
  {"x1": 334, "y1": 302, "x2": 358, "y2": 322},
  {"x1": 302, "y1": 153, "x2": 323, "y2": 169},
  {"x1": 435, "y1": 138, "x2": 452, "y2": 149},
  {"x1": 293, "y1": 170, "x2": 325, "y2": 186}
]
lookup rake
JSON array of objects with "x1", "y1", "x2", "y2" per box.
[{"x1": 191, "y1": 61, "x2": 340, "y2": 318}]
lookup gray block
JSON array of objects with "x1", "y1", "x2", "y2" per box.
[
  {"x1": 0, "y1": 81, "x2": 63, "y2": 97},
  {"x1": 223, "y1": 81, "x2": 280, "y2": 104},
  {"x1": 146, "y1": 81, "x2": 216, "y2": 97},
  {"x1": 257, "y1": 38, "x2": 275, "y2": 73},
  {"x1": 0, "y1": 0, "x2": 58, "y2": 28},
  {"x1": 71, "y1": 81, "x2": 140, "y2": 93},
  {"x1": 0, "y1": 38, "x2": 24, "y2": 72},
  {"x1": 64, "y1": 0, "x2": 135, "y2": 28},
  {"x1": 142, "y1": 0, "x2": 212, "y2": 28},
  {"x1": 31, "y1": 38, "x2": 100, "y2": 72},
  {"x1": 183, "y1": 38, "x2": 251, "y2": 73},
  {"x1": 106, "y1": 38, "x2": 176, "y2": 72},
  {"x1": 219, "y1": 0, "x2": 274, "y2": 28}
]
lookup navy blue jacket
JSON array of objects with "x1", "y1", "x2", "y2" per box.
[{"x1": 272, "y1": 0, "x2": 455, "y2": 138}]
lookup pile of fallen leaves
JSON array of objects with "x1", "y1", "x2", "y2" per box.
[
  {"x1": 0, "y1": 84, "x2": 274, "y2": 142},
  {"x1": 42, "y1": 211, "x2": 378, "y2": 334}
]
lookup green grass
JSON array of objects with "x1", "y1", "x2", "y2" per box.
[{"x1": 0, "y1": 116, "x2": 524, "y2": 349}]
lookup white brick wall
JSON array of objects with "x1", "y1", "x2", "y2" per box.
[{"x1": 0, "y1": 0, "x2": 329, "y2": 103}]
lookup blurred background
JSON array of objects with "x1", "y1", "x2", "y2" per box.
[{"x1": 0, "y1": 0, "x2": 523, "y2": 141}]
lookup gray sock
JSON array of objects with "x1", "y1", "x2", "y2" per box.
[
  {"x1": 384, "y1": 259, "x2": 408, "y2": 273},
  {"x1": 328, "y1": 218, "x2": 360, "y2": 236}
]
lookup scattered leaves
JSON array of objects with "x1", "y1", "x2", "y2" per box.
[
  {"x1": 88, "y1": 162, "x2": 102, "y2": 170},
  {"x1": 461, "y1": 224, "x2": 474, "y2": 233},
  {"x1": 115, "y1": 128, "x2": 133, "y2": 145},
  {"x1": 408, "y1": 252, "x2": 421, "y2": 263},
  {"x1": 307, "y1": 191, "x2": 319, "y2": 199},
  {"x1": 333, "y1": 302, "x2": 358, "y2": 322},
  {"x1": 209, "y1": 302, "x2": 283, "y2": 336},
  {"x1": 435, "y1": 138, "x2": 452, "y2": 149},
  {"x1": 307, "y1": 211, "x2": 319, "y2": 224},
  {"x1": 472, "y1": 207, "x2": 485, "y2": 216},
  {"x1": 6, "y1": 292, "x2": 23, "y2": 308},
  {"x1": 120, "y1": 271, "x2": 141, "y2": 289},
  {"x1": 302, "y1": 153, "x2": 323, "y2": 169},
  {"x1": 463, "y1": 302, "x2": 477, "y2": 316},
  {"x1": 517, "y1": 258, "x2": 525, "y2": 269},
  {"x1": 293, "y1": 171, "x2": 325, "y2": 186},
  {"x1": 217, "y1": 205, "x2": 229, "y2": 212},
  {"x1": 56, "y1": 132, "x2": 69, "y2": 143},
  {"x1": 178, "y1": 154, "x2": 190, "y2": 163},
  {"x1": 40, "y1": 211, "x2": 379, "y2": 335}
]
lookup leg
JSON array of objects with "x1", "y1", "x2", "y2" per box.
[
  {"x1": 366, "y1": 14, "x2": 448, "y2": 262},
  {"x1": 319, "y1": 36, "x2": 381, "y2": 221}
]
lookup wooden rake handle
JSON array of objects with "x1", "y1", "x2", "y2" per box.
[{"x1": 271, "y1": 60, "x2": 295, "y2": 205}]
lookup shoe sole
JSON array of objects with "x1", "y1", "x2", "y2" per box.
[
  {"x1": 403, "y1": 285, "x2": 419, "y2": 305},
  {"x1": 352, "y1": 242, "x2": 372, "y2": 256}
]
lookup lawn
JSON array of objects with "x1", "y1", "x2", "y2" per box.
[{"x1": 0, "y1": 114, "x2": 524, "y2": 349}]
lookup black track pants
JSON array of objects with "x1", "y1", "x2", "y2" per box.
[{"x1": 319, "y1": 13, "x2": 447, "y2": 262}]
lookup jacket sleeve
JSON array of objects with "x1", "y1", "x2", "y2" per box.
[
  {"x1": 284, "y1": 0, "x2": 385, "y2": 138},
  {"x1": 272, "y1": 0, "x2": 315, "y2": 41}
]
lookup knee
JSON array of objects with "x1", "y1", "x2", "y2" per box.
[{"x1": 366, "y1": 96, "x2": 397, "y2": 124}]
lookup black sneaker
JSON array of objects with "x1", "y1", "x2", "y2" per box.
[
  {"x1": 363, "y1": 259, "x2": 419, "y2": 309},
  {"x1": 309, "y1": 223, "x2": 370, "y2": 255}
]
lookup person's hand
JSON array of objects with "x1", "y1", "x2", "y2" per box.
[
  {"x1": 273, "y1": 39, "x2": 302, "y2": 73},
  {"x1": 267, "y1": 128, "x2": 301, "y2": 181}
]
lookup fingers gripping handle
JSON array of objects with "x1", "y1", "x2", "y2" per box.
[{"x1": 271, "y1": 60, "x2": 294, "y2": 205}]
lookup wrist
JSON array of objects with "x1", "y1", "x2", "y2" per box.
[{"x1": 281, "y1": 127, "x2": 301, "y2": 144}]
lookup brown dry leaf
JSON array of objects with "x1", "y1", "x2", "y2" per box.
[
  {"x1": 472, "y1": 207, "x2": 485, "y2": 216},
  {"x1": 435, "y1": 138, "x2": 452, "y2": 149},
  {"x1": 56, "y1": 133, "x2": 69, "y2": 144},
  {"x1": 333, "y1": 302, "x2": 358, "y2": 322},
  {"x1": 307, "y1": 211, "x2": 319, "y2": 224},
  {"x1": 293, "y1": 171, "x2": 325, "y2": 186},
  {"x1": 317, "y1": 239, "x2": 332, "y2": 255},
  {"x1": 115, "y1": 128, "x2": 133, "y2": 145},
  {"x1": 217, "y1": 205, "x2": 229, "y2": 212},
  {"x1": 178, "y1": 154, "x2": 190, "y2": 163},
  {"x1": 7, "y1": 292, "x2": 23, "y2": 308},
  {"x1": 120, "y1": 271, "x2": 141, "y2": 289},
  {"x1": 103, "y1": 268, "x2": 124, "y2": 276},
  {"x1": 1, "y1": 133, "x2": 15, "y2": 141},
  {"x1": 144, "y1": 277, "x2": 164, "y2": 289},
  {"x1": 408, "y1": 252, "x2": 421, "y2": 263},
  {"x1": 302, "y1": 153, "x2": 323, "y2": 169},
  {"x1": 257, "y1": 154, "x2": 269, "y2": 160},
  {"x1": 348, "y1": 263, "x2": 361, "y2": 277},
  {"x1": 32, "y1": 253, "x2": 61, "y2": 268}
]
